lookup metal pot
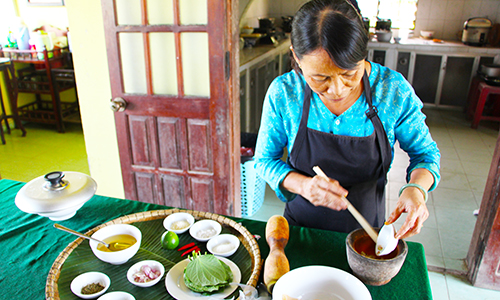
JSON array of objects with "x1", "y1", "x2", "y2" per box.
[
  {"x1": 480, "y1": 64, "x2": 500, "y2": 77},
  {"x1": 281, "y1": 16, "x2": 293, "y2": 33},
  {"x1": 258, "y1": 17, "x2": 275, "y2": 29}
]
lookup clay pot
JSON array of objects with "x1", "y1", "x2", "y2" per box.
[{"x1": 346, "y1": 228, "x2": 408, "y2": 286}]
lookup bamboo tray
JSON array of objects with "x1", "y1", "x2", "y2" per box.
[{"x1": 46, "y1": 209, "x2": 262, "y2": 299}]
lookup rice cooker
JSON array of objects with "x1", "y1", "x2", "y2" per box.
[{"x1": 462, "y1": 17, "x2": 492, "y2": 46}]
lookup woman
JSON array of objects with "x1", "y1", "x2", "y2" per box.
[{"x1": 254, "y1": 0, "x2": 440, "y2": 239}]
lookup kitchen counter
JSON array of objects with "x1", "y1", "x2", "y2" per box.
[
  {"x1": 239, "y1": 37, "x2": 291, "y2": 68},
  {"x1": 368, "y1": 37, "x2": 500, "y2": 54}
]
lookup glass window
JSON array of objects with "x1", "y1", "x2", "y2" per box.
[{"x1": 358, "y1": 0, "x2": 418, "y2": 29}]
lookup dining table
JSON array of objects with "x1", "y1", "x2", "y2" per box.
[{"x1": 0, "y1": 178, "x2": 433, "y2": 299}]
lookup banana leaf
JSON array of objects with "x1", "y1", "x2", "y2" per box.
[{"x1": 57, "y1": 219, "x2": 253, "y2": 299}]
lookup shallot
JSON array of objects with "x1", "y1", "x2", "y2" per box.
[{"x1": 133, "y1": 265, "x2": 161, "y2": 283}]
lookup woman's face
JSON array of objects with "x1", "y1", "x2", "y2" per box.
[{"x1": 294, "y1": 48, "x2": 365, "y2": 105}]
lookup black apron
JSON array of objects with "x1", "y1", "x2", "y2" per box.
[{"x1": 285, "y1": 72, "x2": 392, "y2": 233}]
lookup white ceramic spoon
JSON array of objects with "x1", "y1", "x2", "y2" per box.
[{"x1": 375, "y1": 222, "x2": 398, "y2": 256}]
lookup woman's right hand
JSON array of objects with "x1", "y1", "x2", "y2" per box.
[
  {"x1": 303, "y1": 175, "x2": 349, "y2": 210},
  {"x1": 282, "y1": 171, "x2": 348, "y2": 211}
]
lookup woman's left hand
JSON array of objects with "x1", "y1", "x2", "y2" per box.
[{"x1": 386, "y1": 185, "x2": 429, "y2": 239}]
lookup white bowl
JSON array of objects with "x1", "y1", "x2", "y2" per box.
[
  {"x1": 375, "y1": 30, "x2": 392, "y2": 42},
  {"x1": 127, "y1": 260, "x2": 165, "y2": 287},
  {"x1": 36, "y1": 202, "x2": 86, "y2": 221},
  {"x1": 89, "y1": 224, "x2": 142, "y2": 265},
  {"x1": 241, "y1": 27, "x2": 254, "y2": 35},
  {"x1": 97, "y1": 291, "x2": 135, "y2": 300},
  {"x1": 207, "y1": 234, "x2": 240, "y2": 257},
  {"x1": 189, "y1": 219, "x2": 222, "y2": 242},
  {"x1": 70, "y1": 272, "x2": 110, "y2": 299},
  {"x1": 15, "y1": 171, "x2": 97, "y2": 221},
  {"x1": 272, "y1": 266, "x2": 371, "y2": 300},
  {"x1": 420, "y1": 30, "x2": 434, "y2": 39},
  {"x1": 163, "y1": 212, "x2": 195, "y2": 234}
]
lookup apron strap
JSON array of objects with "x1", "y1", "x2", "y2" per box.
[
  {"x1": 289, "y1": 83, "x2": 312, "y2": 166},
  {"x1": 362, "y1": 71, "x2": 391, "y2": 186}
]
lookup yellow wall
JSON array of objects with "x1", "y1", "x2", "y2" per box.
[{"x1": 64, "y1": 0, "x2": 124, "y2": 198}]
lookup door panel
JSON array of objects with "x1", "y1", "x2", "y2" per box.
[
  {"x1": 101, "y1": 0, "x2": 238, "y2": 215},
  {"x1": 158, "y1": 117, "x2": 182, "y2": 169},
  {"x1": 187, "y1": 119, "x2": 212, "y2": 173}
]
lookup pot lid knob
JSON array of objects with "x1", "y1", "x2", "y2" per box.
[{"x1": 44, "y1": 171, "x2": 68, "y2": 191}]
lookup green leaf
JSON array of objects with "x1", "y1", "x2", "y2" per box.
[{"x1": 184, "y1": 253, "x2": 233, "y2": 293}]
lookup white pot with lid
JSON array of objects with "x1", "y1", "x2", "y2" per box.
[{"x1": 15, "y1": 171, "x2": 97, "y2": 221}]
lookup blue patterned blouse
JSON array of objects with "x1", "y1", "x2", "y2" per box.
[{"x1": 254, "y1": 61, "x2": 441, "y2": 202}]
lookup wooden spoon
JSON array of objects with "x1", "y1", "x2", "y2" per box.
[{"x1": 312, "y1": 166, "x2": 379, "y2": 243}]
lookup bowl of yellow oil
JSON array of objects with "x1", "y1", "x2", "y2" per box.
[{"x1": 89, "y1": 224, "x2": 142, "y2": 265}]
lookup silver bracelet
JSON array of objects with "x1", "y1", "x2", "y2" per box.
[{"x1": 398, "y1": 183, "x2": 428, "y2": 203}]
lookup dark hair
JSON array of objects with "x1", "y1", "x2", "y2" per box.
[{"x1": 291, "y1": 0, "x2": 368, "y2": 72}]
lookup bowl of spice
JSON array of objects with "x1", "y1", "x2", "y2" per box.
[
  {"x1": 163, "y1": 212, "x2": 195, "y2": 234},
  {"x1": 207, "y1": 233, "x2": 240, "y2": 257},
  {"x1": 127, "y1": 260, "x2": 165, "y2": 287},
  {"x1": 189, "y1": 219, "x2": 222, "y2": 242},
  {"x1": 71, "y1": 271, "x2": 110, "y2": 299}
]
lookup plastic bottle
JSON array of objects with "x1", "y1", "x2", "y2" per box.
[
  {"x1": 16, "y1": 26, "x2": 30, "y2": 50},
  {"x1": 7, "y1": 30, "x2": 17, "y2": 48}
]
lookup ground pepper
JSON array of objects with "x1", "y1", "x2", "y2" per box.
[{"x1": 81, "y1": 282, "x2": 105, "y2": 294}]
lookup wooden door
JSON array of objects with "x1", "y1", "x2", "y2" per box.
[
  {"x1": 101, "y1": 0, "x2": 240, "y2": 215},
  {"x1": 467, "y1": 131, "x2": 500, "y2": 291}
]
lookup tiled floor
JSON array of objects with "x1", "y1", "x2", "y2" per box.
[
  {"x1": 0, "y1": 122, "x2": 90, "y2": 181},
  {"x1": 2, "y1": 109, "x2": 500, "y2": 299}
]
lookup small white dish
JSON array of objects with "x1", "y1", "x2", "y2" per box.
[
  {"x1": 189, "y1": 219, "x2": 222, "y2": 242},
  {"x1": 207, "y1": 234, "x2": 240, "y2": 257},
  {"x1": 163, "y1": 212, "x2": 195, "y2": 234},
  {"x1": 97, "y1": 291, "x2": 135, "y2": 300},
  {"x1": 70, "y1": 272, "x2": 110, "y2": 299},
  {"x1": 127, "y1": 260, "x2": 165, "y2": 287}
]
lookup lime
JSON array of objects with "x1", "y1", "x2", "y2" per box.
[{"x1": 161, "y1": 231, "x2": 179, "y2": 250}]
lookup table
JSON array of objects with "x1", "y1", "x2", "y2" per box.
[{"x1": 0, "y1": 179, "x2": 432, "y2": 299}]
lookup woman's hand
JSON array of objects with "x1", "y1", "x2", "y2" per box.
[
  {"x1": 282, "y1": 171, "x2": 348, "y2": 211},
  {"x1": 386, "y1": 186, "x2": 429, "y2": 240}
]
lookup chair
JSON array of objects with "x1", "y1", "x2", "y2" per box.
[
  {"x1": 466, "y1": 76, "x2": 500, "y2": 129},
  {"x1": 0, "y1": 58, "x2": 26, "y2": 144},
  {"x1": 0, "y1": 47, "x2": 79, "y2": 133}
]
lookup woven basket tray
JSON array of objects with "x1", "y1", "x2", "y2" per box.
[{"x1": 46, "y1": 209, "x2": 262, "y2": 299}]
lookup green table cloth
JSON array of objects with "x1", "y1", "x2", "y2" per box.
[{"x1": 0, "y1": 179, "x2": 432, "y2": 299}]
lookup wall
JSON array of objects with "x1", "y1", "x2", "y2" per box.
[
  {"x1": 415, "y1": 0, "x2": 500, "y2": 40},
  {"x1": 64, "y1": 0, "x2": 124, "y2": 198},
  {"x1": 241, "y1": 0, "x2": 500, "y2": 41},
  {"x1": 16, "y1": 0, "x2": 69, "y2": 31}
]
